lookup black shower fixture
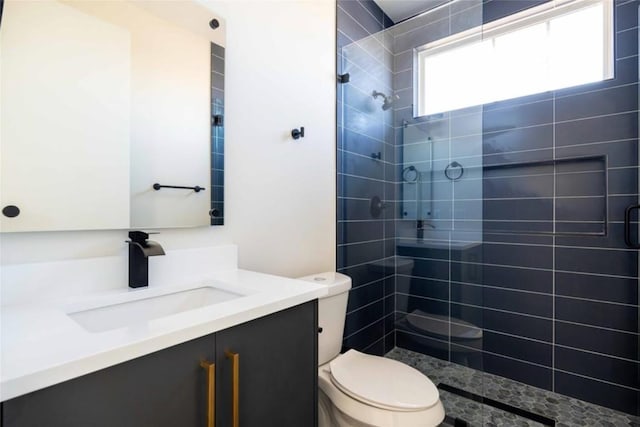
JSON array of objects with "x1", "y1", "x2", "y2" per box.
[
  {"x1": 372, "y1": 90, "x2": 399, "y2": 111},
  {"x1": 209, "y1": 19, "x2": 220, "y2": 29}
]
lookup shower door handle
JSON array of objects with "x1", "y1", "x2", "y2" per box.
[{"x1": 624, "y1": 204, "x2": 640, "y2": 249}]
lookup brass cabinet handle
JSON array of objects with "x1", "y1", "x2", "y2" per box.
[
  {"x1": 200, "y1": 361, "x2": 215, "y2": 427},
  {"x1": 225, "y1": 350, "x2": 240, "y2": 427}
]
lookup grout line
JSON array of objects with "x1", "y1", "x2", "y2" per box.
[
  {"x1": 552, "y1": 90, "x2": 557, "y2": 392},
  {"x1": 553, "y1": 368, "x2": 640, "y2": 391},
  {"x1": 343, "y1": 317, "x2": 383, "y2": 340},
  {"x1": 398, "y1": 292, "x2": 640, "y2": 333},
  {"x1": 362, "y1": 335, "x2": 385, "y2": 353},
  {"x1": 346, "y1": 294, "x2": 385, "y2": 316}
]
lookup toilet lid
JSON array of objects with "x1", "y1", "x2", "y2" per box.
[{"x1": 329, "y1": 350, "x2": 439, "y2": 411}]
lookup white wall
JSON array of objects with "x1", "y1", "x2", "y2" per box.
[{"x1": 0, "y1": 0, "x2": 336, "y2": 279}]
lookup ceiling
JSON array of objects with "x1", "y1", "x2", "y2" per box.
[{"x1": 373, "y1": 0, "x2": 450, "y2": 23}]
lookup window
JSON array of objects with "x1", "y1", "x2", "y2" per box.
[{"x1": 416, "y1": 0, "x2": 614, "y2": 116}]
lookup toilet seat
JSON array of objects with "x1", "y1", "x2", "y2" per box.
[{"x1": 328, "y1": 350, "x2": 439, "y2": 411}]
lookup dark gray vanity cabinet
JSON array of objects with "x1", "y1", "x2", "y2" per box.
[
  {"x1": 215, "y1": 300, "x2": 318, "y2": 427},
  {"x1": 1, "y1": 300, "x2": 318, "y2": 427},
  {"x1": 1, "y1": 333, "x2": 216, "y2": 427}
]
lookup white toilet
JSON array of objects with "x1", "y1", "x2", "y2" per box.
[{"x1": 299, "y1": 272, "x2": 445, "y2": 427}]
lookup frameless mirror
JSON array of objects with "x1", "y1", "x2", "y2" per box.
[{"x1": 0, "y1": 0, "x2": 225, "y2": 232}]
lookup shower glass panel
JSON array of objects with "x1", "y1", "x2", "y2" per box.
[
  {"x1": 392, "y1": 3, "x2": 487, "y2": 423},
  {"x1": 337, "y1": 0, "x2": 639, "y2": 424},
  {"x1": 337, "y1": 2, "x2": 396, "y2": 356}
]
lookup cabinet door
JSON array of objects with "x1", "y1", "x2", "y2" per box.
[
  {"x1": 2, "y1": 334, "x2": 215, "y2": 427},
  {"x1": 215, "y1": 301, "x2": 318, "y2": 427}
]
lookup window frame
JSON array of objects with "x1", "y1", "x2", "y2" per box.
[{"x1": 414, "y1": 0, "x2": 614, "y2": 117}]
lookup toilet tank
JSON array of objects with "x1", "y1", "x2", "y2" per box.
[{"x1": 298, "y1": 272, "x2": 351, "y2": 366}]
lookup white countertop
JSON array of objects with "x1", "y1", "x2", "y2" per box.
[{"x1": 0, "y1": 268, "x2": 326, "y2": 402}]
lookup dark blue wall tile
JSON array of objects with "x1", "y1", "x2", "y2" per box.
[
  {"x1": 397, "y1": 243, "x2": 450, "y2": 260},
  {"x1": 396, "y1": 276, "x2": 449, "y2": 301},
  {"x1": 609, "y1": 167, "x2": 639, "y2": 194},
  {"x1": 555, "y1": 271, "x2": 638, "y2": 305},
  {"x1": 345, "y1": 300, "x2": 384, "y2": 337},
  {"x1": 482, "y1": 0, "x2": 549, "y2": 24},
  {"x1": 338, "y1": 174, "x2": 384, "y2": 199},
  {"x1": 483, "y1": 309, "x2": 552, "y2": 342},
  {"x1": 615, "y1": 0, "x2": 639, "y2": 32},
  {"x1": 555, "y1": 197, "x2": 606, "y2": 222},
  {"x1": 362, "y1": 336, "x2": 386, "y2": 356},
  {"x1": 483, "y1": 173, "x2": 554, "y2": 199},
  {"x1": 339, "y1": 263, "x2": 388, "y2": 288},
  {"x1": 337, "y1": 31, "x2": 353, "y2": 54},
  {"x1": 483, "y1": 199, "x2": 554, "y2": 222},
  {"x1": 384, "y1": 331, "x2": 395, "y2": 354},
  {"x1": 451, "y1": 283, "x2": 553, "y2": 318},
  {"x1": 616, "y1": 27, "x2": 639, "y2": 58},
  {"x1": 396, "y1": 329, "x2": 451, "y2": 361},
  {"x1": 610, "y1": 194, "x2": 640, "y2": 221},
  {"x1": 555, "y1": 112, "x2": 638, "y2": 147},
  {"x1": 340, "y1": 150, "x2": 385, "y2": 180},
  {"x1": 555, "y1": 139, "x2": 638, "y2": 168},
  {"x1": 556, "y1": 55, "x2": 638, "y2": 97},
  {"x1": 480, "y1": 232, "x2": 553, "y2": 246},
  {"x1": 397, "y1": 294, "x2": 449, "y2": 318},
  {"x1": 555, "y1": 346, "x2": 639, "y2": 388},
  {"x1": 339, "y1": 129, "x2": 384, "y2": 160},
  {"x1": 555, "y1": 171, "x2": 606, "y2": 197},
  {"x1": 343, "y1": 103, "x2": 385, "y2": 141},
  {"x1": 343, "y1": 319, "x2": 385, "y2": 351},
  {"x1": 384, "y1": 294, "x2": 394, "y2": 316},
  {"x1": 484, "y1": 331, "x2": 552, "y2": 366},
  {"x1": 483, "y1": 124, "x2": 553, "y2": 154},
  {"x1": 484, "y1": 91, "x2": 553, "y2": 111},
  {"x1": 450, "y1": 343, "x2": 484, "y2": 371},
  {"x1": 338, "y1": 221, "x2": 384, "y2": 244},
  {"x1": 450, "y1": 303, "x2": 485, "y2": 330},
  {"x1": 384, "y1": 275, "x2": 395, "y2": 296},
  {"x1": 452, "y1": 263, "x2": 553, "y2": 293},
  {"x1": 337, "y1": 6, "x2": 370, "y2": 45},
  {"x1": 484, "y1": 147, "x2": 554, "y2": 167},
  {"x1": 483, "y1": 353, "x2": 553, "y2": 390},
  {"x1": 410, "y1": 258, "x2": 450, "y2": 281},
  {"x1": 474, "y1": 243, "x2": 553, "y2": 269},
  {"x1": 483, "y1": 99, "x2": 553, "y2": 130},
  {"x1": 555, "y1": 371, "x2": 640, "y2": 416},
  {"x1": 338, "y1": 240, "x2": 384, "y2": 267},
  {"x1": 556, "y1": 321, "x2": 639, "y2": 361},
  {"x1": 555, "y1": 247, "x2": 638, "y2": 277},
  {"x1": 339, "y1": 0, "x2": 384, "y2": 36},
  {"x1": 347, "y1": 279, "x2": 385, "y2": 312},
  {"x1": 337, "y1": 198, "x2": 373, "y2": 221},
  {"x1": 556, "y1": 84, "x2": 638, "y2": 122},
  {"x1": 361, "y1": 0, "x2": 387, "y2": 26},
  {"x1": 556, "y1": 297, "x2": 638, "y2": 332}
]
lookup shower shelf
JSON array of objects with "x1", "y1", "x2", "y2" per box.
[{"x1": 404, "y1": 155, "x2": 609, "y2": 237}]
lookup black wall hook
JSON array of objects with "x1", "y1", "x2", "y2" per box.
[{"x1": 291, "y1": 127, "x2": 305, "y2": 140}]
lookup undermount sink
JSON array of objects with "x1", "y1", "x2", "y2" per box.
[{"x1": 67, "y1": 285, "x2": 245, "y2": 333}]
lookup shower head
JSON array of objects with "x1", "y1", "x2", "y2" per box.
[{"x1": 372, "y1": 90, "x2": 399, "y2": 111}]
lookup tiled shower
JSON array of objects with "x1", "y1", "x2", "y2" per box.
[{"x1": 337, "y1": 0, "x2": 640, "y2": 423}]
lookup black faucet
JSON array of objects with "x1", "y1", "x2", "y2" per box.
[{"x1": 127, "y1": 231, "x2": 166, "y2": 288}]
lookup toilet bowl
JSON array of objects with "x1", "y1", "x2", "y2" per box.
[{"x1": 298, "y1": 272, "x2": 445, "y2": 427}]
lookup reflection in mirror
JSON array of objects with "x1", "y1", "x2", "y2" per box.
[{"x1": 0, "y1": 0, "x2": 225, "y2": 232}]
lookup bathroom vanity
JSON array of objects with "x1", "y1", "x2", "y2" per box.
[
  {"x1": 2, "y1": 300, "x2": 318, "y2": 427},
  {"x1": 0, "y1": 246, "x2": 325, "y2": 427}
]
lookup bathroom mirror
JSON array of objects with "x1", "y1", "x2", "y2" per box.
[{"x1": 0, "y1": 0, "x2": 225, "y2": 232}]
